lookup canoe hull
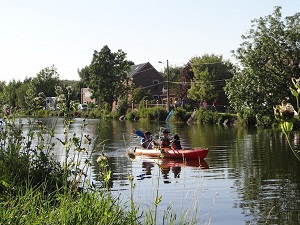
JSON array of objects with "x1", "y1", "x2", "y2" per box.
[{"x1": 134, "y1": 147, "x2": 208, "y2": 160}]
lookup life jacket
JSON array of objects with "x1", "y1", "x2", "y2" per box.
[
  {"x1": 172, "y1": 140, "x2": 182, "y2": 149},
  {"x1": 161, "y1": 137, "x2": 170, "y2": 148}
]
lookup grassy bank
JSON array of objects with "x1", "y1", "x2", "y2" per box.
[{"x1": 0, "y1": 106, "x2": 202, "y2": 224}]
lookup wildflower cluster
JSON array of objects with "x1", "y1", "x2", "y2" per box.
[{"x1": 274, "y1": 77, "x2": 300, "y2": 161}]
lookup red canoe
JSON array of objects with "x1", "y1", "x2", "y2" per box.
[{"x1": 134, "y1": 147, "x2": 209, "y2": 160}]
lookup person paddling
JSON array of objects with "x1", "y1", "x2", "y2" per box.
[
  {"x1": 161, "y1": 129, "x2": 171, "y2": 148},
  {"x1": 141, "y1": 131, "x2": 154, "y2": 149},
  {"x1": 171, "y1": 134, "x2": 182, "y2": 150}
]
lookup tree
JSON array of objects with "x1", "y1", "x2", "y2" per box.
[
  {"x1": 225, "y1": 6, "x2": 300, "y2": 115},
  {"x1": 31, "y1": 65, "x2": 61, "y2": 97},
  {"x1": 160, "y1": 66, "x2": 183, "y2": 99},
  {"x1": 187, "y1": 54, "x2": 234, "y2": 106},
  {"x1": 15, "y1": 79, "x2": 32, "y2": 110},
  {"x1": 60, "y1": 80, "x2": 81, "y2": 102},
  {"x1": 88, "y1": 45, "x2": 130, "y2": 110},
  {"x1": 0, "y1": 81, "x2": 6, "y2": 105},
  {"x1": 78, "y1": 66, "x2": 90, "y2": 88},
  {"x1": 25, "y1": 66, "x2": 61, "y2": 111},
  {"x1": 130, "y1": 85, "x2": 150, "y2": 103},
  {"x1": 2, "y1": 80, "x2": 23, "y2": 108}
]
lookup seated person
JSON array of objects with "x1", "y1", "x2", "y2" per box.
[
  {"x1": 141, "y1": 131, "x2": 154, "y2": 149},
  {"x1": 161, "y1": 129, "x2": 171, "y2": 148},
  {"x1": 171, "y1": 134, "x2": 182, "y2": 150}
]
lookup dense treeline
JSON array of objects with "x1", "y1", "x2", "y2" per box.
[
  {"x1": 1, "y1": 6, "x2": 300, "y2": 224},
  {"x1": 1, "y1": 6, "x2": 300, "y2": 126}
]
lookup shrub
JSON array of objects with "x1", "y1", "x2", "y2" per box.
[
  {"x1": 147, "y1": 107, "x2": 168, "y2": 121},
  {"x1": 125, "y1": 109, "x2": 139, "y2": 121},
  {"x1": 0, "y1": 117, "x2": 64, "y2": 196},
  {"x1": 172, "y1": 107, "x2": 190, "y2": 122}
]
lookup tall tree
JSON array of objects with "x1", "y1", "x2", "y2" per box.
[
  {"x1": 15, "y1": 79, "x2": 32, "y2": 110},
  {"x1": 187, "y1": 54, "x2": 234, "y2": 106},
  {"x1": 78, "y1": 66, "x2": 90, "y2": 88},
  {"x1": 2, "y1": 80, "x2": 22, "y2": 108},
  {"x1": 0, "y1": 81, "x2": 6, "y2": 105},
  {"x1": 160, "y1": 66, "x2": 183, "y2": 99},
  {"x1": 25, "y1": 66, "x2": 61, "y2": 111},
  {"x1": 225, "y1": 6, "x2": 300, "y2": 114},
  {"x1": 31, "y1": 65, "x2": 61, "y2": 97},
  {"x1": 88, "y1": 45, "x2": 130, "y2": 110}
]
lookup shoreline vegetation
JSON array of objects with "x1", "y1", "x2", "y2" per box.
[
  {"x1": 1, "y1": 83, "x2": 300, "y2": 224},
  {"x1": 0, "y1": 93, "x2": 215, "y2": 224}
]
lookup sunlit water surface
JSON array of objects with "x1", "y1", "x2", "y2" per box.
[{"x1": 32, "y1": 118, "x2": 300, "y2": 225}]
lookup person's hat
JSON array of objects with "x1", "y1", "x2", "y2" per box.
[
  {"x1": 144, "y1": 131, "x2": 151, "y2": 135},
  {"x1": 162, "y1": 129, "x2": 170, "y2": 134}
]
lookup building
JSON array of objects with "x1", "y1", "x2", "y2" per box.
[
  {"x1": 45, "y1": 97, "x2": 57, "y2": 110},
  {"x1": 128, "y1": 62, "x2": 164, "y2": 101},
  {"x1": 81, "y1": 88, "x2": 96, "y2": 104}
]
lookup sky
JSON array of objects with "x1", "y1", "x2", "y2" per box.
[{"x1": 0, "y1": 0, "x2": 299, "y2": 83}]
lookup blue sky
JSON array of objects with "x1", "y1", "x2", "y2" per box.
[{"x1": 0, "y1": 0, "x2": 299, "y2": 83}]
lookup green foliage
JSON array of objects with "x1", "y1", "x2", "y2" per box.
[
  {"x1": 226, "y1": 6, "x2": 300, "y2": 115},
  {"x1": 255, "y1": 114, "x2": 273, "y2": 127},
  {"x1": 0, "y1": 117, "x2": 64, "y2": 196},
  {"x1": 88, "y1": 45, "x2": 131, "y2": 110},
  {"x1": 147, "y1": 107, "x2": 168, "y2": 121},
  {"x1": 77, "y1": 65, "x2": 91, "y2": 88},
  {"x1": 1, "y1": 80, "x2": 23, "y2": 108},
  {"x1": 273, "y1": 91, "x2": 300, "y2": 161},
  {"x1": 130, "y1": 86, "x2": 150, "y2": 103},
  {"x1": 30, "y1": 65, "x2": 61, "y2": 97},
  {"x1": 236, "y1": 109, "x2": 257, "y2": 126},
  {"x1": 115, "y1": 97, "x2": 128, "y2": 117},
  {"x1": 195, "y1": 108, "x2": 236, "y2": 125},
  {"x1": 0, "y1": 186, "x2": 133, "y2": 225},
  {"x1": 0, "y1": 84, "x2": 201, "y2": 225},
  {"x1": 125, "y1": 109, "x2": 139, "y2": 121},
  {"x1": 159, "y1": 65, "x2": 183, "y2": 97},
  {"x1": 188, "y1": 54, "x2": 234, "y2": 105},
  {"x1": 195, "y1": 109, "x2": 216, "y2": 124},
  {"x1": 172, "y1": 107, "x2": 191, "y2": 122}
]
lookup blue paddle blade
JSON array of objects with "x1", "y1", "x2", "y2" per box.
[
  {"x1": 135, "y1": 130, "x2": 145, "y2": 138},
  {"x1": 165, "y1": 109, "x2": 173, "y2": 122}
]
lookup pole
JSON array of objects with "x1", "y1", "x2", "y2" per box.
[{"x1": 166, "y1": 60, "x2": 170, "y2": 112}]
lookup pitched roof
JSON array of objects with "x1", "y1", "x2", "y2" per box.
[{"x1": 129, "y1": 62, "x2": 148, "y2": 77}]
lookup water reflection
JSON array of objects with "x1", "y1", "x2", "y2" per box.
[
  {"x1": 135, "y1": 158, "x2": 209, "y2": 183},
  {"x1": 22, "y1": 118, "x2": 300, "y2": 224}
]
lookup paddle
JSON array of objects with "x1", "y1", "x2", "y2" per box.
[
  {"x1": 136, "y1": 130, "x2": 157, "y2": 148},
  {"x1": 135, "y1": 130, "x2": 145, "y2": 138},
  {"x1": 165, "y1": 109, "x2": 173, "y2": 122}
]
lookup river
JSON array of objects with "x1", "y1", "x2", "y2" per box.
[{"x1": 39, "y1": 118, "x2": 300, "y2": 224}]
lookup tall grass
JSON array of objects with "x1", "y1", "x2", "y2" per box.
[
  {"x1": 0, "y1": 86, "x2": 207, "y2": 224},
  {"x1": 0, "y1": 185, "x2": 132, "y2": 225},
  {"x1": 0, "y1": 87, "x2": 138, "y2": 224}
]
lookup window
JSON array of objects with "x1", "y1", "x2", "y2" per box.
[{"x1": 153, "y1": 80, "x2": 159, "y2": 90}]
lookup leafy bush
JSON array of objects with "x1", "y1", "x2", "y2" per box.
[
  {"x1": 125, "y1": 109, "x2": 139, "y2": 121},
  {"x1": 237, "y1": 109, "x2": 256, "y2": 126},
  {"x1": 256, "y1": 113, "x2": 273, "y2": 127},
  {"x1": 0, "y1": 117, "x2": 64, "y2": 196},
  {"x1": 172, "y1": 107, "x2": 190, "y2": 122}
]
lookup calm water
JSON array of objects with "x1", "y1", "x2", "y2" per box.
[{"x1": 39, "y1": 118, "x2": 300, "y2": 224}]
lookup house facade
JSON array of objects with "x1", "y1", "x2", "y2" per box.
[
  {"x1": 81, "y1": 88, "x2": 96, "y2": 104},
  {"x1": 128, "y1": 62, "x2": 164, "y2": 102}
]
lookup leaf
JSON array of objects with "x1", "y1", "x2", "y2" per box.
[{"x1": 290, "y1": 87, "x2": 299, "y2": 98}]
